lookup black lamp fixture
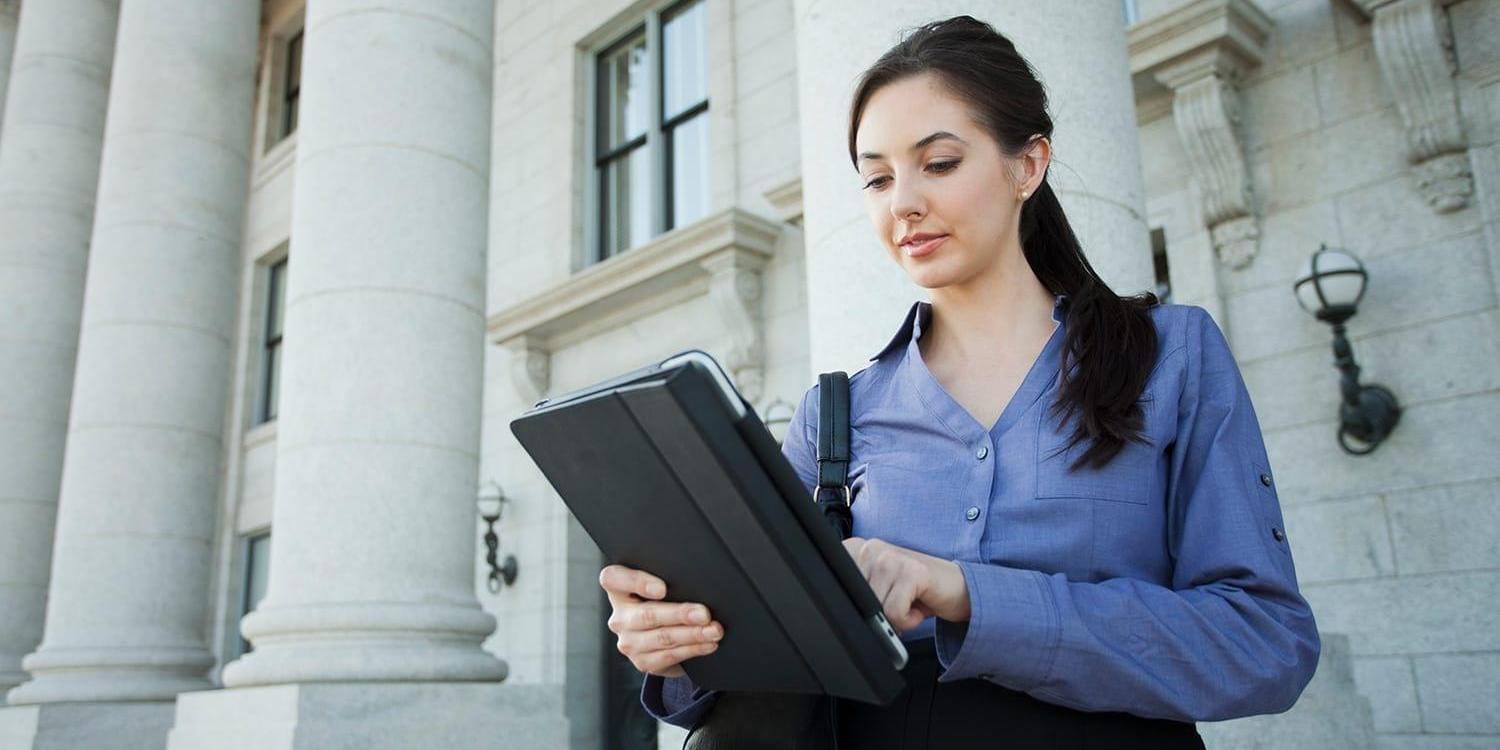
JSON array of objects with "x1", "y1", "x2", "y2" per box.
[
  {"x1": 477, "y1": 480, "x2": 519, "y2": 592},
  {"x1": 1293, "y1": 245, "x2": 1402, "y2": 455}
]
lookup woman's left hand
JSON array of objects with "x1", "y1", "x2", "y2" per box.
[{"x1": 842, "y1": 536, "x2": 971, "y2": 633}]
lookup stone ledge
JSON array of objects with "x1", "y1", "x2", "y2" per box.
[
  {"x1": 166, "y1": 682, "x2": 569, "y2": 750},
  {"x1": 0, "y1": 701, "x2": 176, "y2": 750},
  {"x1": 487, "y1": 207, "x2": 782, "y2": 403}
]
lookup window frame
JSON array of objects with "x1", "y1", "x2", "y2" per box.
[
  {"x1": 257, "y1": 257, "x2": 287, "y2": 425},
  {"x1": 236, "y1": 531, "x2": 271, "y2": 658},
  {"x1": 588, "y1": 0, "x2": 710, "y2": 266},
  {"x1": 281, "y1": 29, "x2": 303, "y2": 140}
]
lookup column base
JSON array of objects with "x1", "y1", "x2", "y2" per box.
[
  {"x1": 0, "y1": 702, "x2": 175, "y2": 750},
  {"x1": 8, "y1": 646, "x2": 213, "y2": 704},
  {"x1": 166, "y1": 682, "x2": 570, "y2": 750}
]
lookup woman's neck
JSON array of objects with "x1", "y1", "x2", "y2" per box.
[{"x1": 924, "y1": 250, "x2": 1056, "y2": 364}]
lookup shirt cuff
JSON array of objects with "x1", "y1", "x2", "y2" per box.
[
  {"x1": 933, "y1": 560, "x2": 1060, "y2": 691},
  {"x1": 640, "y1": 673, "x2": 720, "y2": 729}
]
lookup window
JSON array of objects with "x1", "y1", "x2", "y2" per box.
[
  {"x1": 238, "y1": 532, "x2": 271, "y2": 656},
  {"x1": 1122, "y1": 0, "x2": 1140, "y2": 25},
  {"x1": 1150, "y1": 227, "x2": 1172, "y2": 303},
  {"x1": 279, "y1": 30, "x2": 303, "y2": 142},
  {"x1": 594, "y1": 0, "x2": 709, "y2": 263},
  {"x1": 259, "y1": 258, "x2": 287, "y2": 424}
]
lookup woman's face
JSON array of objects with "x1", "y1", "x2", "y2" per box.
[{"x1": 854, "y1": 73, "x2": 1027, "y2": 290}]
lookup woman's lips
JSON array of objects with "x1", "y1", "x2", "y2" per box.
[{"x1": 903, "y1": 235, "x2": 948, "y2": 258}]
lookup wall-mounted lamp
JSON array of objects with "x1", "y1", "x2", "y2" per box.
[
  {"x1": 1293, "y1": 245, "x2": 1402, "y2": 455},
  {"x1": 761, "y1": 398, "x2": 796, "y2": 445},
  {"x1": 477, "y1": 480, "x2": 519, "y2": 592}
]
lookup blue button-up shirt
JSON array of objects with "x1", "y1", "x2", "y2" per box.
[{"x1": 643, "y1": 297, "x2": 1320, "y2": 727}]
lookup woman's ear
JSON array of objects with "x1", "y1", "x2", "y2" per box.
[{"x1": 1020, "y1": 135, "x2": 1051, "y2": 194}]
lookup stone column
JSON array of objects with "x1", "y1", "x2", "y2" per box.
[
  {"x1": 0, "y1": 0, "x2": 19, "y2": 137},
  {"x1": 5, "y1": 0, "x2": 259, "y2": 718},
  {"x1": 166, "y1": 3, "x2": 568, "y2": 746},
  {"x1": 0, "y1": 0, "x2": 118, "y2": 701},
  {"x1": 220, "y1": 0, "x2": 506, "y2": 688},
  {"x1": 792, "y1": 1, "x2": 1154, "y2": 373}
]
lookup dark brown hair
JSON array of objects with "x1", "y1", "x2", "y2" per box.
[{"x1": 847, "y1": 15, "x2": 1159, "y2": 469}]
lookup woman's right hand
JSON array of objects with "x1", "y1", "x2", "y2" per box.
[{"x1": 600, "y1": 564, "x2": 724, "y2": 678}]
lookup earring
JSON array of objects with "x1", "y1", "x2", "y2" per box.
[{"x1": 1019, "y1": 190, "x2": 1029, "y2": 200}]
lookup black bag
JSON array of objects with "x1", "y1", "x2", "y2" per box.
[{"x1": 683, "y1": 372, "x2": 855, "y2": 749}]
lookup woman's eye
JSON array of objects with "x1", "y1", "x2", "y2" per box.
[{"x1": 862, "y1": 160, "x2": 960, "y2": 191}]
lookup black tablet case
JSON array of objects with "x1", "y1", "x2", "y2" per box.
[{"x1": 509, "y1": 359, "x2": 905, "y2": 705}]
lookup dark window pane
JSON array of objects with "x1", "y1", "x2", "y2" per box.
[
  {"x1": 261, "y1": 260, "x2": 287, "y2": 424},
  {"x1": 263, "y1": 343, "x2": 280, "y2": 422},
  {"x1": 668, "y1": 113, "x2": 709, "y2": 228},
  {"x1": 283, "y1": 31, "x2": 303, "y2": 138},
  {"x1": 662, "y1": 1, "x2": 706, "y2": 120},
  {"x1": 601, "y1": 33, "x2": 649, "y2": 151},
  {"x1": 601, "y1": 147, "x2": 652, "y2": 258},
  {"x1": 239, "y1": 533, "x2": 272, "y2": 655},
  {"x1": 1150, "y1": 227, "x2": 1171, "y2": 303},
  {"x1": 267, "y1": 260, "x2": 286, "y2": 338}
]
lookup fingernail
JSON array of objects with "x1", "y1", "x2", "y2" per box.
[
  {"x1": 647, "y1": 582, "x2": 665, "y2": 598},
  {"x1": 690, "y1": 608, "x2": 709, "y2": 624},
  {"x1": 702, "y1": 626, "x2": 721, "y2": 640}
]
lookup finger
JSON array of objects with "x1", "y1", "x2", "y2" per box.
[
  {"x1": 618, "y1": 622, "x2": 724, "y2": 655},
  {"x1": 636, "y1": 640, "x2": 720, "y2": 676},
  {"x1": 599, "y1": 565, "x2": 668, "y2": 600},
  {"x1": 626, "y1": 601, "x2": 712, "y2": 632},
  {"x1": 883, "y1": 579, "x2": 923, "y2": 632}
]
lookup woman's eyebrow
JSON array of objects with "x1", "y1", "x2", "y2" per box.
[{"x1": 857, "y1": 131, "x2": 968, "y2": 165}]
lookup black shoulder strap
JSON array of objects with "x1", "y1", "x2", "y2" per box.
[{"x1": 814, "y1": 372, "x2": 853, "y2": 539}]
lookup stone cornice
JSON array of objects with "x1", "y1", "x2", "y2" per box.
[
  {"x1": 487, "y1": 207, "x2": 782, "y2": 402},
  {"x1": 1129, "y1": 0, "x2": 1273, "y2": 269},
  {"x1": 1129, "y1": 0, "x2": 1273, "y2": 84},
  {"x1": 762, "y1": 177, "x2": 803, "y2": 226}
]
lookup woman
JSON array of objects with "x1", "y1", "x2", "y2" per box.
[{"x1": 600, "y1": 15, "x2": 1319, "y2": 748}]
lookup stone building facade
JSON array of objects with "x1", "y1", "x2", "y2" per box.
[{"x1": 0, "y1": 0, "x2": 1495, "y2": 748}]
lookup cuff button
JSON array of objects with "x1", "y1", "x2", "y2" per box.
[{"x1": 1272, "y1": 527, "x2": 1285, "y2": 542}]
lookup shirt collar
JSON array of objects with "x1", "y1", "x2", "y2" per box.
[{"x1": 868, "y1": 293, "x2": 1069, "y2": 362}]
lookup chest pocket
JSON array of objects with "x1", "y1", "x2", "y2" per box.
[{"x1": 1034, "y1": 400, "x2": 1160, "y2": 506}]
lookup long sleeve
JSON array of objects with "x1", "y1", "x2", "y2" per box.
[
  {"x1": 638, "y1": 384, "x2": 823, "y2": 727},
  {"x1": 932, "y1": 307, "x2": 1321, "y2": 722}
]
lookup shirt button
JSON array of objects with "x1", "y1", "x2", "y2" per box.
[
  {"x1": 965, "y1": 506, "x2": 981, "y2": 522},
  {"x1": 1272, "y1": 527, "x2": 1285, "y2": 542},
  {"x1": 1260, "y1": 473, "x2": 1273, "y2": 487},
  {"x1": 976, "y1": 446, "x2": 989, "y2": 460}
]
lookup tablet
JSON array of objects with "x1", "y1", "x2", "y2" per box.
[{"x1": 509, "y1": 350, "x2": 907, "y2": 704}]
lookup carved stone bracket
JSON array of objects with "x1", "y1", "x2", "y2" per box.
[
  {"x1": 1129, "y1": 0, "x2": 1273, "y2": 270},
  {"x1": 701, "y1": 250, "x2": 768, "y2": 404},
  {"x1": 504, "y1": 335, "x2": 550, "y2": 406},
  {"x1": 1349, "y1": 0, "x2": 1472, "y2": 212},
  {"x1": 487, "y1": 208, "x2": 781, "y2": 406}
]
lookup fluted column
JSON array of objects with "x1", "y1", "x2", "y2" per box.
[
  {"x1": 6, "y1": 0, "x2": 259, "y2": 707},
  {"x1": 0, "y1": 0, "x2": 118, "y2": 700},
  {"x1": 221, "y1": 0, "x2": 505, "y2": 687},
  {"x1": 793, "y1": 1, "x2": 1154, "y2": 373},
  {"x1": 0, "y1": 0, "x2": 19, "y2": 137}
]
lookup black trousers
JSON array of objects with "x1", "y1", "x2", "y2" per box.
[{"x1": 833, "y1": 639, "x2": 1205, "y2": 750}]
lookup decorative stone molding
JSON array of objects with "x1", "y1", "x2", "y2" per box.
[
  {"x1": 504, "y1": 335, "x2": 550, "y2": 407},
  {"x1": 701, "y1": 250, "x2": 769, "y2": 403},
  {"x1": 1129, "y1": 0, "x2": 1272, "y2": 270},
  {"x1": 762, "y1": 177, "x2": 803, "y2": 226},
  {"x1": 1348, "y1": 0, "x2": 1472, "y2": 212},
  {"x1": 487, "y1": 207, "x2": 782, "y2": 403}
]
